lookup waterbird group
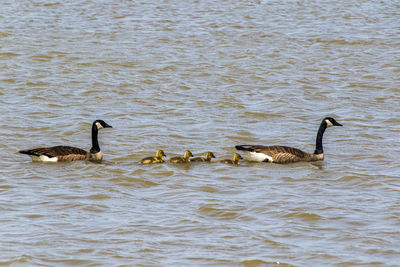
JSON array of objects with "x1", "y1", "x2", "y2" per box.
[{"x1": 19, "y1": 117, "x2": 342, "y2": 165}]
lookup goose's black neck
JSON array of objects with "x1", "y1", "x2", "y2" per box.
[
  {"x1": 90, "y1": 123, "x2": 100, "y2": 153},
  {"x1": 314, "y1": 120, "x2": 327, "y2": 155}
]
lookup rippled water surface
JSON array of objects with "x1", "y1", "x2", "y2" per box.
[{"x1": 1, "y1": 0, "x2": 399, "y2": 266}]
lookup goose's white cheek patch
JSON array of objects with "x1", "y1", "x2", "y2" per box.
[{"x1": 325, "y1": 119, "x2": 334, "y2": 127}]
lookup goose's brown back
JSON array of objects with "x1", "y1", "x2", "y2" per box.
[
  {"x1": 19, "y1": 146, "x2": 89, "y2": 161},
  {"x1": 248, "y1": 145, "x2": 322, "y2": 163}
]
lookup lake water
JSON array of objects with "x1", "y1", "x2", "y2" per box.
[{"x1": 1, "y1": 0, "x2": 399, "y2": 266}]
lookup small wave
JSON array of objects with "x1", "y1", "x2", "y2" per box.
[
  {"x1": 198, "y1": 206, "x2": 241, "y2": 220},
  {"x1": 241, "y1": 259, "x2": 295, "y2": 267},
  {"x1": 282, "y1": 212, "x2": 322, "y2": 221}
]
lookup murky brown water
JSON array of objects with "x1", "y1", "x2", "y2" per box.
[{"x1": 1, "y1": 0, "x2": 399, "y2": 266}]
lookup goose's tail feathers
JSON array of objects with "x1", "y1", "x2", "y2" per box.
[{"x1": 235, "y1": 145, "x2": 254, "y2": 152}]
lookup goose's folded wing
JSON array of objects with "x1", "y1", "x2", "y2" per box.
[
  {"x1": 20, "y1": 146, "x2": 88, "y2": 158},
  {"x1": 252, "y1": 145, "x2": 310, "y2": 163}
]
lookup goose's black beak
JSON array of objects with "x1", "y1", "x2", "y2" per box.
[{"x1": 334, "y1": 122, "x2": 343, "y2": 126}]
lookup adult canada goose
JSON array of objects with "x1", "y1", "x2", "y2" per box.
[
  {"x1": 220, "y1": 153, "x2": 243, "y2": 165},
  {"x1": 19, "y1": 120, "x2": 112, "y2": 162},
  {"x1": 190, "y1": 152, "x2": 216, "y2": 162},
  {"x1": 169, "y1": 150, "x2": 193, "y2": 163},
  {"x1": 138, "y1": 150, "x2": 166, "y2": 164},
  {"x1": 235, "y1": 117, "x2": 342, "y2": 164}
]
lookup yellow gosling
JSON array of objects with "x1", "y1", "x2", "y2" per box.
[
  {"x1": 220, "y1": 153, "x2": 243, "y2": 165},
  {"x1": 139, "y1": 149, "x2": 166, "y2": 164},
  {"x1": 169, "y1": 150, "x2": 193, "y2": 163},
  {"x1": 190, "y1": 152, "x2": 216, "y2": 162}
]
